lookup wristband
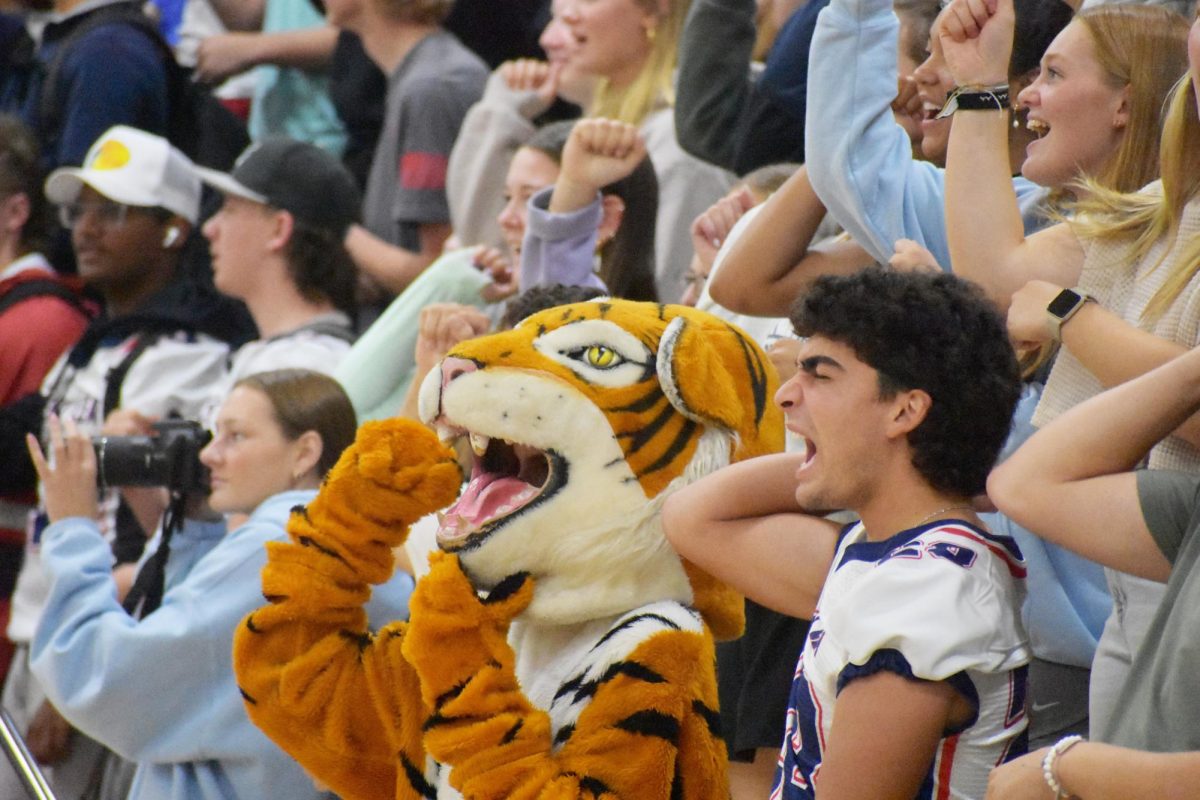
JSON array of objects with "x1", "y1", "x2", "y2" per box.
[
  {"x1": 1042, "y1": 734, "x2": 1084, "y2": 799},
  {"x1": 937, "y1": 84, "x2": 1011, "y2": 118}
]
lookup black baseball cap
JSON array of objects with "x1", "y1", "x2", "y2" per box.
[{"x1": 195, "y1": 137, "x2": 361, "y2": 237}]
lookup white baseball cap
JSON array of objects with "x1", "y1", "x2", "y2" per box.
[{"x1": 44, "y1": 126, "x2": 201, "y2": 223}]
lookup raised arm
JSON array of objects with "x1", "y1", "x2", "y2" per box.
[
  {"x1": 708, "y1": 165, "x2": 876, "y2": 316},
  {"x1": 661, "y1": 453, "x2": 839, "y2": 619},
  {"x1": 232, "y1": 420, "x2": 462, "y2": 800},
  {"x1": 519, "y1": 118, "x2": 646, "y2": 292},
  {"x1": 940, "y1": 0, "x2": 1084, "y2": 305},
  {"x1": 445, "y1": 65, "x2": 549, "y2": 251},
  {"x1": 986, "y1": 348, "x2": 1200, "y2": 582},
  {"x1": 804, "y1": 0, "x2": 953, "y2": 267},
  {"x1": 673, "y1": 0, "x2": 756, "y2": 170}
]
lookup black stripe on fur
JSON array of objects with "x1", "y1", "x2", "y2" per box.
[
  {"x1": 614, "y1": 710, "x2": 680, "y2": 743},
  {"x1": 593, "y1": 613, "x2": 681, "y2": 650},
  {"x1": 400, "y1": 753, "x2": 437, "y2": 799}
]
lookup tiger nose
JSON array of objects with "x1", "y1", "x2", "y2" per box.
[{"x1": 441, "y1": 357, "x2": 478, "y2": 391}]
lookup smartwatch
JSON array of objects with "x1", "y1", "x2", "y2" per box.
[{"x1": 1046, "y1": 289, "x2": 1092, "y2": 340}]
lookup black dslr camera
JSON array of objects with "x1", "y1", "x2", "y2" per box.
[{"x1": 91, "y1": 419, "x2": 211, "y2": 494}]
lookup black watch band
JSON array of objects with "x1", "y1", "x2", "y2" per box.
[{"x1": 937, "y1": 85, "x2": 1011, "y2": 118}]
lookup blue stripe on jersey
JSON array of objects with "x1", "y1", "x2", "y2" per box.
[
  {"x1": 835, "y1": 649, "x2": 982, "y2": 733},
  {"x1": 774, "y1": 660, "x2": 823, "y2": 800},
  {"x1": 837, "y1": 519, "x2": 1023, "y2": 570}
]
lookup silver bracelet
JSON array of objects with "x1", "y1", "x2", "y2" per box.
[{"x1": 1042, "y1": 734, "x2": 1084, "y2": 799}]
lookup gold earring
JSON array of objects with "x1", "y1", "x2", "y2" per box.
[{"x1": 1011, "y1": 105, "x2": 1022, "y2": 129}]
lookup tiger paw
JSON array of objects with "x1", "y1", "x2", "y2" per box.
[
  {"x1": 402, "y1": 552, "x2": 533, "y2": 704},
  {"x1": 303, "y1": 419, "x2": 463, "y2": 550}
]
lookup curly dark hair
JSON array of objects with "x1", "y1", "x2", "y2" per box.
[
  {"x1": 790, "y1": 269, "x2": 1020, "y2": 497},
  {"x1": 500, "y1": 283, "x2": 606, "y2": 329}
]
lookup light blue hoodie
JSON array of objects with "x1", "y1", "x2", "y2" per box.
[
  {"x1": 804, "y1": 0, "x2": 1047, "y2": 270},
  {"x1": 31, "y1": 489, "x2": 416, "y2": 800}
]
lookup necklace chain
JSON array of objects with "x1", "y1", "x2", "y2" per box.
[{"x1": 912, "y1": 504, "x2": 974, "y2": 529}]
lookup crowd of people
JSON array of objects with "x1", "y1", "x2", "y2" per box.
[{"x1": 0, "y1": 0, "x2": 1199, "y2": 797}]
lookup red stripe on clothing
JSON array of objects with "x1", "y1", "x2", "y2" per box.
[
  {"x1": 399, "y1": 152, "x2": 449, "y2": 190},
  {"x1": 937, "y1": 525, "x2": 1028, "y2": 578},
  {"x1": 935, "y1": 733, "x2": 960, "y2": 800}
]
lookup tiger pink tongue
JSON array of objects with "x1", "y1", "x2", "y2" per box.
[{"x1": 447, "y1": 472, "x2": 535, "y2": 525}]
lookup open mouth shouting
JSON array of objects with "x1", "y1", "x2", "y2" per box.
[{"x1": 436, "y1": 427, "x2": 568, "y2": 550}]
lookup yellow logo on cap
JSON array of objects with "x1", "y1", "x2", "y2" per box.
[{"x1": 90, "y1": 140, "x2": 131, "y2": 171}]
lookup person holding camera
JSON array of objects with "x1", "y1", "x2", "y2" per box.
[
  {"x1": 22, "y1": 368, "x2": 414, "y2": 800},
  {"x1": 0, "y1": 124, "x2": 253, "y2": 800}
]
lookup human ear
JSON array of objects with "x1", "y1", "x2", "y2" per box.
[
  {"x1": 289, "y1": 430, "x2": 324, "y2": 485},
  {"x1": 1112, "y1": 84, "x2": 1131, "y2": 130},
  {"x1": 0, "y1": 193, "x2": 30, "y2": 238},
  {"x1": 597, "y1": 194, "x2": 625, "y2": 248},
  {"x1": 267, "y1": 209, "x2": 295, "y2": 253},
  {"x1": 886, "y1": 388, "x2": 932, "y2": 438}
]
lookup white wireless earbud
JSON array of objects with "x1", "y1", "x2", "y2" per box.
[{"x1": 163, "y1": 226, "x2": 182, "y2": 248}]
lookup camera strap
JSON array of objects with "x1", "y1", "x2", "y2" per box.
[{"x1": 121, "y1": 489, "x2": 187, "y2": 618}]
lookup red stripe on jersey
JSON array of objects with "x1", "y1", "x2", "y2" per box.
[
  {"x1": 936, "y1": 525, "x2": 1027, "y2": 578},
  {"x1": 399, "y1": 152, "x2": 449, "y2": 190},
  {"x1": 808, "y1": 664, "x2": 828, "y2": 753},
  {"x1": 935, "y1": 733, "x2": 960, "y2": 800}
]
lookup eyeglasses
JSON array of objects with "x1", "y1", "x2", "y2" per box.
[{"x1": 58, "y1": 200, "x2": 130, "y2": 229}]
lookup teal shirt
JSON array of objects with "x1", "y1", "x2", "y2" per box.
[{"x1": 248, "y1": 0, "x2": 346, "y2": 155}]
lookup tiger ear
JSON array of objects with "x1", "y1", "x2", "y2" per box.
[{"x1": 656, "y1": 315, "x2": 784, "y2": 460}]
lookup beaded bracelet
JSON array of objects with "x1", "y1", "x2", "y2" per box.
[
  {"x1": 1042, "y1": 734, "x2": 1084, "y2": 799},
  {"x1": 936, "y1": 83, "x2": 1011, "y2": 119}
]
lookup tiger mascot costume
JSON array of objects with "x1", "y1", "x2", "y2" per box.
[{"x1": 232, "y1": 299, "x2": 785, "y2": 799}]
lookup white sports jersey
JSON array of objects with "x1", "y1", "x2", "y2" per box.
[{"x1": 774, "y1": 519, "x2": 1031, "y2": 800}]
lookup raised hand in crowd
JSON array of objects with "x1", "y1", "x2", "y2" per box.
[
  {"x1": 474, "y1": 246, "x2": 519, "y2": 303},
  {"x1": 401, "y1": 303, "x2": 493, "y2": 420},
  {"x1": 499, "y1": 58, "x2": 562, "y2": 109},
  {"x1": 690, "y1": 187, "x2": 757, "y2": 274},
  {"x1": 938, "y1": 0, "x2": 1014, "y2": 87},
  {"x1": 549, "y1": 118, "x2": 647, "y2": 214},
  {"x1": 889, "y1": 238, "x2": 941, "y2": 273}
]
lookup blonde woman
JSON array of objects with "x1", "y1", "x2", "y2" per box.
[{"x1": 941, "y1": 0, "x2": 1199, "y2": 737}]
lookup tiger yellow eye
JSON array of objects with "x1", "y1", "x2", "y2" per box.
[{"x1": 586, "y1": 346, "x2": 616, "y2": 368}]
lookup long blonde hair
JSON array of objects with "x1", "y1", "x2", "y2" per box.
[
  {"x1": 589, "y1": 0, "x2": 692, "y2": 125},
  {"x1": 1075, "y1": 5, "x2": 1190, "y2": 194},
  {"x1": 1070, "y1": 74, "x2": 1200, "y2": 322}
]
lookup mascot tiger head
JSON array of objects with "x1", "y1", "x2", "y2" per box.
[{"x1": 418, "y1": 300, "x2": 784, "y2": 639}]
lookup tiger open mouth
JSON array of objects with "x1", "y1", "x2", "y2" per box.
[{"x1": 436, "y1": 426, "x2": 567, "y2": 550}]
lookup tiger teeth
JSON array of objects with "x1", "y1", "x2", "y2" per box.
[
  {"x1": 436, "y1": 423, "x2": 458, "y2": 445},
  {"x1": 469, "y1": 432, "x2": 490, "y2": 456}
]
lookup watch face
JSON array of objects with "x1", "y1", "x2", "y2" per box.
[{"x1": 1047, "y1": 290, "x2": 1082, "y2": 319}]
